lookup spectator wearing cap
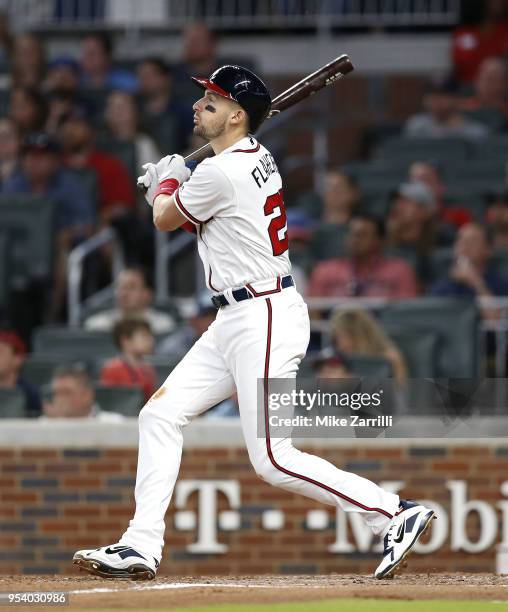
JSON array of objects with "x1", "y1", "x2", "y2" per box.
[
  {"x1": 486, "y1": 189, "x2": 508, "y2": 250},
  {"x1": 85, "y1": 267, "x2": 176, "y2": 335},
  {"x1": 42, "y1": 364, "x2": 124, "y2": 421},
  {"x1": 59, "y1": 116, "x2": 135, "y2": 224},
  {"x1": 2, "y1": 132, "x2": 95, "y2": 320},
  {"x1": 137, "y1": 57, "x2": 193, "y2": 152},
  {"x1": 404, "y1": 76, "x2": 489, "y2": 140},
  {"x1": 307, "y1": 215, "x2": 418, "y2": 299},
  {"x1": 0, "y1": 330, "x2": 42, "y2": 417},
  {"x1": 44, "y1": 57, "x2": 90, "y2": 134},
  {"x1": 329, "y1": 309, "x2": 407, "y2": 384},
  {"x1": 408, "y1": 161, "x2": 472, "y2": 229},
  {"x1": 0, "y1": 118, "x2": 21, "y2": 184},
  {"x1": 80, "y1": 34, "x2": 137, "y2": 92},
  {"x1": 100, "y1": 318, "x2": 157, "y2": 403},
  {"x1": 157, "y1": 290, "x2": 215, "y2": 358},
  {"x1": 429, "y1": 222, "x2": 508, "y2": 319}
]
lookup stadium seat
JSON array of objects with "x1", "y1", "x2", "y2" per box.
[
  {"x1": 445, "y1": 160, "x2": 506, "y2": 184},
  {"x1": 347, "y1": 355, "x2": 393, "y2": 378},
  {"x1": 0, "y1": 388, "x2": 27, "y2": 418},
  {"x1": 379, "y1": 299, "x2": 479, "y2": 377},
  {"x1": 95, "y1": 385, "x2": 144, "y2": 417},
  {"x1": 32, "y1": 326, "x2": 117, "y2": 360},
  {"x1": 143, "y1": 354, "x2": 181, "y2": 386},
  {"x1": 384, "y1": 327, "x2": 439, "y2": 377},
  {"x1": 0, "y1": 230, "x2": 11, "y2": 312},
  {"x1": 463, "y1": 108, "x2": 507, "y2": 131},
  {"x1": 374, "y1": 137, "x2": 470, "y2": 164},
  {"x1": 0, "y1": 196, "x2": 55, "y2": 288},
  {"x1": 472, "y1": 135, "x2": 508, "y2": 161}
]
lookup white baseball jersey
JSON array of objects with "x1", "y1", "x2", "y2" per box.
[
  {"x1": 173, "y1": 136, "x2": 291, "y2": 292},
  {"x1": 118, "y1": 134, "x2": 400, "y2": 564}
]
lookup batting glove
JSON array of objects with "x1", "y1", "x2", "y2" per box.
[
  {"x1": 155, "y1": 154, "x2": 191, "y2": 185},
  {"x1": 137, "y1": 163, "x2": 159, "y2": 207}
]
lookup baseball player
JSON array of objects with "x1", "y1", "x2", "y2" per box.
[{"x1": 73, "y1": 65, "x2": 435, "y2": 581}]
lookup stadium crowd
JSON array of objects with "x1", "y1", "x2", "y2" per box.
[{"x1": 0, "y1": 5, "x2": 508, "y2": 418}]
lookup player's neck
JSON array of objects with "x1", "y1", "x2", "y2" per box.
[{"x1": 210, "y1": 128, "x2": 248, "y2": 155}]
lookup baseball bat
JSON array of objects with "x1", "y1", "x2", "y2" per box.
[{"x1": 138, "y1": 54, "x2": 354, "y2": 190}]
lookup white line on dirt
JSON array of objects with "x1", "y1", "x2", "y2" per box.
[{"x1": 69, "y1": 583, "x2": 325, "y2": 595}]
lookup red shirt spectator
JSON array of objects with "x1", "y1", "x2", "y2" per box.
[
  {"x1": 100, "y1": 357, "x2": 156, "y2": 403},
  {"x1": 100, "y1": 317, "x2": 157, "y2": 402},
  {"x1": 60, "y1": 117, "x2": 135, "y2": 223},
  {"x1": 307, "y1": 216, "x2": 419, "y2": 299}
]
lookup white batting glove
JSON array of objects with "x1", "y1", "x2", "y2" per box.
[
  {"x1": 137, "y1": 163, "x2": 159, "y2": 207},
  {"x1": 155, "y1": 154, "x2": 191, "y2": 185}
]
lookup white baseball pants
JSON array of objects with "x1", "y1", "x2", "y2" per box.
[{"x1": 119, "y1": 284, "x2": 399, "y2": 561}]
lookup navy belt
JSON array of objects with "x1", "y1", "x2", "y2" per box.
[{"x1": 211, "y1": 275, "x2": 294, "y2": 309}]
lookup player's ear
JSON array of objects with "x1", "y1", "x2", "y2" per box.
[{"x1": 230, "y1": 107, "x2": 247, "y2": 128}]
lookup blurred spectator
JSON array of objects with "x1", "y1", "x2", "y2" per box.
[
  {"x1": 80, "y1": 33, "x2": 137, "y2": 92},
  {"x1": 100, "y1": 318, "x2": 156, "y2": 402},
  {"x1": 307, "y1": 215, "x2": 418, "y2": 299},
  {"x1": 0, "y1": 329, "x2": 41, "y2": 417},
  {"x1": 0, "y1": 118, "x2": 21, "y2": 183},
  {"x1": 452, "y1": 0, "x2": 508, "y2": 84},
  {"x1": 329, "y1": 309, "x2": 407, "y2": 384},
  {"x1": 9, "y1": 87, "x2": 48, "y2": 137},
  {"x1": 429, "y1": 222, "x2": 508, "y2": 319},
  {"x1": 175, "y1": 22, "x2": 219, "y2": 82},
  {"x1": 387, "y1": 182, "x2": 456, "y2": 280},
  {"x1": 158, "y1": 291, "x2": 215, "y2": 358},
  {"x1": 286, "y1": 210, "x2": 315, "y2": 293},
  {"x1": 42, "y1": 363, "x2": 124, "y2": 421},
  {"x1": 460, "y1": 57, "x2": 508, "y2": 123},
  {"x1": 2, "y1": 133, "x2": 94, "y2": 240},
  {"x1": 59, "y1": 116, "x2": 135, "y2": 224},
  {"x1": 103, "y1": 90, "x2": 160, "y2": 167},
  {"x1": 44, "y1": 57, "x2": 89, "y2": 134},
  {"x1": 0, "y1": 11, "x2": 13, "y2": 73},
  {"x1": 486, "y1": 189, "x2": 508, "y2": 249},
  {"x1": 11, "y1": 33, "x2": 45, "y2": 89},
  {"x1": 137, "y1": 57, "x2": 193, "y2": 153},
  {"x1": 312, "y1": 347, "x2": 353, "y2": 379},
  {"x1": 404, "y1": 77, "x2": 489, "y2": 140},
  {"x1": 321, "y1": 169, "x2": 360, "y2": 224},
  {"x1": 408, "y1": 161, "x2": 472, "y2": 229},
  {"x1": 2, "y1": 132, "x2": 95, "y2": 321},
  {"x1": 84, "y1": 267, "x2": 176, "y2": 334}
]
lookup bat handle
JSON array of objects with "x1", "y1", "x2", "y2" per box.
[{"x1": 137, "y1": 142, "x2": 213, "y2": 193}]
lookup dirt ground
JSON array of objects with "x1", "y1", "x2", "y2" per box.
[{"x1": 0, "y1": 574, "x2": 507, "y2": 609}]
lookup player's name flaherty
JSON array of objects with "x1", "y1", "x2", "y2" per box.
[{"x1": 268, "y1": 414, "x2": 393, "y2": 428}]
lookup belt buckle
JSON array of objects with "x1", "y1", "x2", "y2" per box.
[{"x1": 211, "y1": 295, "x2": 222, "y2": 309}]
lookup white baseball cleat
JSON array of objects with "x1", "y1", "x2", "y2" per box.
[
  {"x1": 374, "y1": 499, "x2": 436, "y2": 579},
  {"x1": 73, "y1": 544, "x2": 159, "y2": 580}
]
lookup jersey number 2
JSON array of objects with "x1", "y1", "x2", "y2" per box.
[{"x1": 264, "y1": 189, "x2": 288, "y2": 256}]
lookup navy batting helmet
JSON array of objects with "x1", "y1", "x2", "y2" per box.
[{"x1": 191, "y1": 65, "x2": 271, "y2": 133}]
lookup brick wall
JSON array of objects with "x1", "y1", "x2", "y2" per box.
[{"x1": 1, "y1": 442, "x2": 507, "y2": 575}]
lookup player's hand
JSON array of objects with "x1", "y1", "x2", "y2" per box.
[
  {"x1": 155, "y1": 154, "x2": 191, "y2": 185},
  {"x1": 137, "y1": 163, "x2": 159, "y2": 207}
]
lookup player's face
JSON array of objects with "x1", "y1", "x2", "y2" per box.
[{"x1": 192, "y1": 90, "x2": 238, "y2": 140}]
